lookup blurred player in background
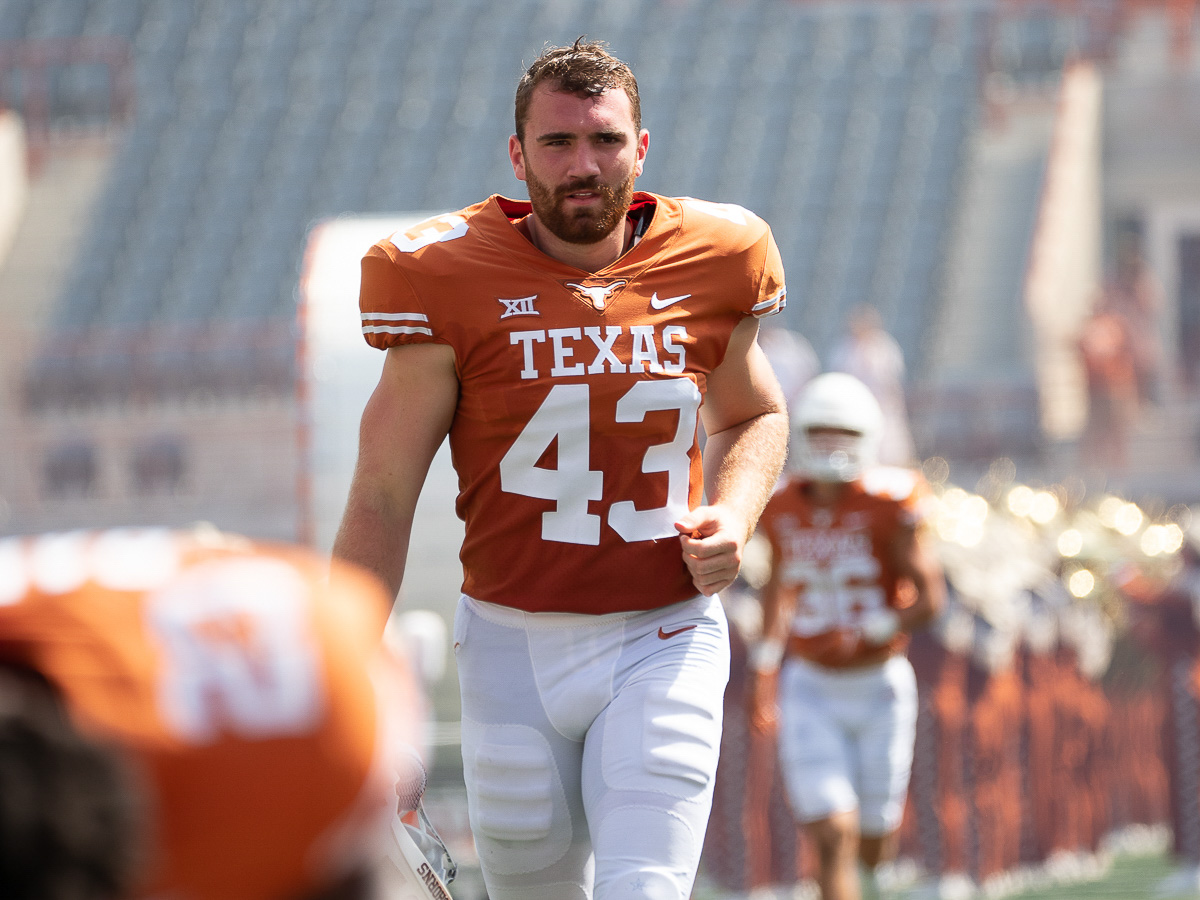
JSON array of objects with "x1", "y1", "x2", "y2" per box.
[
  {"x1": 0, "y1": 527, "x2": 438, "y2": 900},
  {"x1": 335, "y1": 37, "x2": 789, "y2": 900},
  {"x1": 747, "y1": 373, "x2": 945, "y2": 900},
  {"x1": 758, "y1": 324, "x2": 820, "y2": 417},
  {"x1": 828, "y1": 305, "x2": 915, "y2": 468},
  {"x1": 1077, "y1": 300, "x2": 1140, "y2": 473}
]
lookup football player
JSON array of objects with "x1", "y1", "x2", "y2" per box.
[
  {"x1": 748, "y1": 373, "x2": 945, "y2": 900},
  {"x1": 335, "y1": 37, "x2": 790, "y2": 900},
  {"x1": 0, "y1": 527, "x2": 434, "y2": 900}
]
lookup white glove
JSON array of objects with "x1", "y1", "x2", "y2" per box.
[{"x1": 860, "y1": 608, "x2": 901, "y2": 645}]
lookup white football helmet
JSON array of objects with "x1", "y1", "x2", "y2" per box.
[
  {"x1": 377, "y1": 752, "x2": 457, "y2": 900},
  {"x1": 381, "y1": 806, "x2": 456, "y2": 900},
  {"x1": 791, "y1": 372, "x2": 883, "y2": 482}
]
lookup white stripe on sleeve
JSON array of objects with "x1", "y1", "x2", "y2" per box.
[
  {"x1": 362, "y1": 325, "x2": 434, "y2": 336},
  {"x1": 752, "y1": 287, "x2": 787, "y2": 318},
  {"x1": 360, "y1": 312, "x2": 430, "y2": 323}
]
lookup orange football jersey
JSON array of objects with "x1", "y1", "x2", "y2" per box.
[
  {"x1": 0, "y1": 528, "x2": 420, "y2": 900},
  {"x1": 757, "y1": 467, "x2": 929, "y2": 668},
  {"x1": 360, "y1": 192, "x2": 786, "y2": 614}
]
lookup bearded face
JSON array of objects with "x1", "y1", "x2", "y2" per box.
[
  {"x1": 523, "y1": 166, "x2": 637, "y2": 245},
  {"x1": 510, "y1": 84, "x2": 647, "y2": 251}
]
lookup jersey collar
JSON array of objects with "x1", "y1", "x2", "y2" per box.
[{"x1": 482, "y1": 192, "x2": 681, "y2": 279}]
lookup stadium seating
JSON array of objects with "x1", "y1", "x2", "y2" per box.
[
  {"x1": 2, "y1": 0, "x2": 1030, "y2": 408},
  {"x1": 7, "y1": 6, "x2": 1194, "y2": 897}
]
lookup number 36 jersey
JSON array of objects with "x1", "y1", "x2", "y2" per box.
[
  {"x1": 756, "y1": 468, "x2": 929, "y2": 668},
  {"x1": 359, "y1": 192, "x2": 786, "y2": 615}
]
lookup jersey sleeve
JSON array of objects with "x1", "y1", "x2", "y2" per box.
[
  {"x1": 751, "y1": 226, "x2": 787, "y2": 320},
  {"x1": 676, "y1": 198, "x2": 787, "y2": 321},
  {"x1": 358, "y1": 242, "x2": 435, "y2": 351}
]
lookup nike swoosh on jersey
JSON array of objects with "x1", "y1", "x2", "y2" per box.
[
  {"x1": 658, "y1": 624, "x2": 698, "y2": 639},
  {"x1": 649, "y1": 292, "x2": 692, "y2": 310}
]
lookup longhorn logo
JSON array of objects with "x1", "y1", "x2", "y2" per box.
[{"x1": 565, "y1": 280, "x2": 627, "y2": 311}]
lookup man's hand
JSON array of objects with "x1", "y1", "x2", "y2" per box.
[{"x1": 675, "y1": 505, "x2": 748, "y2": 596}]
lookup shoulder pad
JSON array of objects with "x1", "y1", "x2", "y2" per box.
[{"x1": 860, "y1": 465, "x2": 920, "y2": 502}]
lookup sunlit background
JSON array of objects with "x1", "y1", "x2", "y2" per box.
[{"x1": 2, "y1": 1, "x2": 1199, "y2": 897}]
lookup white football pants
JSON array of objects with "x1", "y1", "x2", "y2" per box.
[
  {"x1": 453, "y1": 592, "x2": 730, "y2": 900},
  {"x1": 776, "y1": 654, "x2": 917, "y2": 836}
]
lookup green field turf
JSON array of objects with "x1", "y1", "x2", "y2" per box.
[
  {"x1": 693, "y1": 846, "x2": 1187, "y2": 900},
  {"x1": 996, "y1": 852, "x2": 1178, "y2": 900}
]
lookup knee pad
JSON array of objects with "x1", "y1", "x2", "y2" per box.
[
  {"x1": 593, "y1": 806, "x2": 701, "y2": 900},
  {"x1": 462, "y1": 720, "x2": 573, "y2": 876}
]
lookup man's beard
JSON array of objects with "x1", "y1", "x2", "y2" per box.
[{"x1": 525, "y1": 168, "x2": 637, "y2": 245}]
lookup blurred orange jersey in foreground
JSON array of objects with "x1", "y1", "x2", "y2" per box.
[{"x1": 0, "y1": 527, "x2": 421, "y2": 900}]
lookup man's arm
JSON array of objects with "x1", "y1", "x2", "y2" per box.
[
  {"x1": 889, "y1": 521, "x2": 946, "y2": 634},
  {"x1": 746, "y1": 546, "x2": 792, "y2": 733},
  {"x1": 755, "y1": 545, "x2": 794, "y2": 655},
  {"x1": 675, "y1": 316, "x2": 789, "y2": 596},
  {"x1": 332, "y1": 344, "x2": 459, "y2": 602}
]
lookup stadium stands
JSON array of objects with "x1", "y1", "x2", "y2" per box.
[
  {"x1": 11, "y1": 0, "x2": 1178, "y2": 464},
  {"x1": 2, "y1": 0, "x2": 1013, "y2": 408},
  {"x1": 5, "y1": 6, "x2": 1200, "y2": 899}
]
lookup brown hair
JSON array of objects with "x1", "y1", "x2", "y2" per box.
[{"x1": 514, "y1": 37, "x2": 641, "y2": 142}]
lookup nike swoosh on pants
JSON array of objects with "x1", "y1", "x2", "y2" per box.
[{"x1": 658, "y1": 625, "x2": 698, "y2": 640}]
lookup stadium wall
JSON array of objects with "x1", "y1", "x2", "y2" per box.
[
  {"x1": 8, "y1": 398, "x2": 299, "y2": 540},
  {"x1": 1105, "y1": 67, "x2": 1200, "y2": 392},
  {"x1": 1024, "y1": 61, "x2": 1104, "y2": 442},
  {"x1": 0, "y1": 110, "x2": 26, "y2": 266}
]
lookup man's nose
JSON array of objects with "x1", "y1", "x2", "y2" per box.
[{"x1": 566, "y1": 144, "x2": 602, "y2": 179}]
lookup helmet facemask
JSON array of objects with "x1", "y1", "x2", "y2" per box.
[{"x1": 797, "y1": 426, "x2": 871, "y2": 482}]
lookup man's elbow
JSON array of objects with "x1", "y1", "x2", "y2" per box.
[{"x1": 707, "y1": 405, "x2": 788, "y2": 438}]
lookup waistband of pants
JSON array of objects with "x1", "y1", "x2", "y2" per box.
[{"x1": 461, "y1": 592, "x2": 709, "y2": 631}]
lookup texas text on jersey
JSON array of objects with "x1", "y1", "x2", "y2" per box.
[
  {"x1": 360, "y1": 192, "x2": 786, "y2": 614},
  {"x1": 757, "y1": 467, "x2": 929, "y2": 668},
  {"x1": 0, "y1": 528, "x2": 420, "y2": 900}
]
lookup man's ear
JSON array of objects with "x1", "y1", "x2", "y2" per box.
[
  {"x1": 509, "y1": 134, "x2": 527, "y2": 182},
  {"x1": 633, "y1": 129, "x2": 649, "y2": 178}
]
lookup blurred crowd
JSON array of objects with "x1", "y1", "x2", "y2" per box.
[
  {"x1": 730, "y1": 304, "x2": 1200, "y2": 896},
  {"x1": 1077, "y1": 234, "x2": 1179, "y2": 475},
  {"x1": 707, "y1": 453, "x2": 1200, "y2": 897}
]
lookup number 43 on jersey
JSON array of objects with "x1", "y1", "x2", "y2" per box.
[{"x1": 500, "y1": 379, "x2": 701, "y2": 546}]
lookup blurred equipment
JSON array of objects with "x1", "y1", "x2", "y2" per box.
[{"x1": 381, "y1": 802, "x2": 458, "y2": 900}]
